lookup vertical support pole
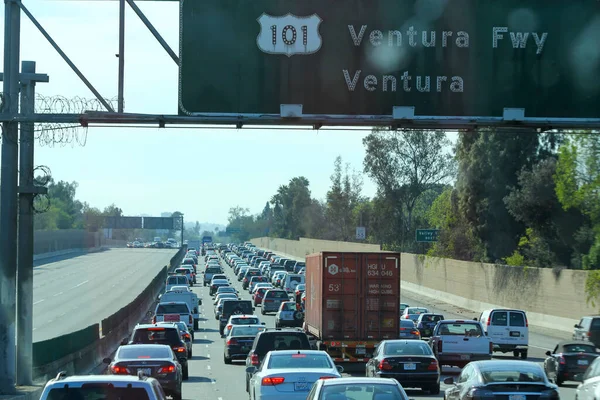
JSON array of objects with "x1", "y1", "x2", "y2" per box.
[
  {"x1": 117, "y1": 0, "x2": 125, "y2": 113},
  {"x1": 16, "y1": 61, "x2": 36, "y2": 386},
  {"x1": 180, "y1": 215, "x2": 184, "y2": 248},
  {"x1": 0, "y1": 0, "x2": 21, "y2": 393}
]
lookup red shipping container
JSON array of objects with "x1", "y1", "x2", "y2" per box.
[{"x1": 305, "y1": 252, "x2": 401, "y2": 341}]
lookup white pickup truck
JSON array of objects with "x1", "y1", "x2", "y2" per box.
[
  {"x1": 152, "y1": 301, "x2": 194, "y2": 338},
  {"x1": 429, "y1": 319, "x2": 492, "y2": 368},
  {"x1": 159, "y1": 288, "x2": 202, "y2": 330}
]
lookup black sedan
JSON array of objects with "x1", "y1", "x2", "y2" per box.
[
  {"x1": 365, "y1": 339, "x2": 440, "y2": 394},
  {"x1": 544, "y1": 340, "x2": 599, "y2": 386},
  {"x1": 104, "y1": 344, "x2": 183, "y2": 400},
  {"x1": 444, "y1": 360, "x2": 559, "y2": 400},
  {"x1": 223, "y1": 324, "x2": 266, "y2": 364}
]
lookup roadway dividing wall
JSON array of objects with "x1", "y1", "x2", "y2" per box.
[
  {"x1": 250, "y1": 237, "x2": 593, "y2": 334},
  {"x1": 32, "y1": 247, "x2": 187, "y2": 382}
]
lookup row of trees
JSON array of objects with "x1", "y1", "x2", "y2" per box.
[{"x1": 226, "y1": 129, "x2": 599, "y2": 274}]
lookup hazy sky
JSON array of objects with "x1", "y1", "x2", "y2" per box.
[{"x1": 0, "y1": 1, "x2": 455, "y2": 225}]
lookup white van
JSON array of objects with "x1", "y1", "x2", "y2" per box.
[
  {"x1": 282, "y1": 274, "x2": 305, "y2": 294},
  {"x1": 165, "y1": 275, "x2": 189, "y2": 292},
  {"x1": 478, "y1": 308, "x2": 529, "y2": 359}
]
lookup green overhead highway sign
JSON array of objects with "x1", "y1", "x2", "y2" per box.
[
  {"x1": 416, "y1": 229, "x2": 440, "y2": 243},
  {"x1": 179, "y1": 0, "x2": 600, "y2": 120}
]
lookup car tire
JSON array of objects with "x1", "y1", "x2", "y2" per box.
[
  {"x1": 261, "y1": 308, "x2": 265, "y2": 315},
  {"x1": 428, "y1": 384, "x2": 440, "y2": 395},
  {"x1": 513, "y1": 350, "x2": 520, "y2": 358},
  {"x1": 520, "y1": 350, "x2": 528, "y2": 360},
  {"x1": 183, "y1": 365, "x2": 189, "y2": 380},
  {"x1": 224, "y1": 354, "x2": 232, "y2": 364},
  {"x1": 188, "y1": 350, "x2": 192, "y2": 358},
  {"x1": 555, "y1": 378, "x2": 563, "y2": 386},
  {"x1": 172, "y1": 390, "x2": 182, "y2": 400},
  {"x1": 193, "y1": 320, "x2": 199, "y2": 330}
]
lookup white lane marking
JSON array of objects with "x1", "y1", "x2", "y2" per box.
[
  {"x1": 32, "y1": 328, "x2": 37, "y2": 331},
  {"x1": 69, "y1": 280, "x2": 89, "y2": 290},
  {"x1": 207, "y1": 354, "x2": 211, "y2": 358},
  {"x1": 211, "y1": 380, "x2": 216, "y2": 384},
  {"x1": 218, "y1": 397, "x2": 223, "y2": 400},
  {"x1": 53, "y1": 292, "x2": 63, "y2": 297},
  {"x1": 529, "y1": 344, "x2": 552, "y2": 351},
  {"x1": 206, "y1": 344, "x2": 209, "y2": 348},
  {"x1": 58, "y1": 312, "x2": 66, "y2": 317},
  {"x1": 207, "y1": 365, "x2": 211, "y2": 370},
  {"x1": 33, "y1": 299, "x2": 45, "y2": 305}
]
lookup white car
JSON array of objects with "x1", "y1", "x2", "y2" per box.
[
  {"x1": 247, "y1": 350, "x2": 341, "y2": 400},
  {"x1": 251, "y1": 283, "x2": 273, "y2": 294},
  {"x1": 223, "y1": 314, "x2": 264, "y2": 337},
  {"x1": 308, "y1": 377, "x2": 408, "y2": 400},
  {"x1": 275, "y1": 301, "x2": 304, "y2": 328},
  {"x1": 214, "y1": 293, "x2": 238, "y2": 305}
]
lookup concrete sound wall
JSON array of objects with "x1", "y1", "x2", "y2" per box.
[
  {"x1": 250, "y1": 237, "x2": 381, "y2": 258},
  {"x1": 250, "y1": 237, "x2": 595, "y2": 333}
]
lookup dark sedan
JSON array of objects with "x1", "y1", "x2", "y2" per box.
[
  {"x1": 544, "y1": 340, "x2": 599, "y2": 386},
  {"x1": 444, "y1": 360, "x2": 559, "y2": 400},
  {"x1": 223, "y1": 324, "x2": 266, "y2": 364},
  {"x1": 365, "y1": 339, "x2": 440, "y2": 394},
  {"x1": 104, "y1": 344, "x2": 182, "y2": 400}
]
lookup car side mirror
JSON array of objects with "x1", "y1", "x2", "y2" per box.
[
  {"x1": 120, "y1": 338, "x2": 129, "y2": 346},
  {"x1": 546, "y1": 351, "x2": 552, "y2": 356},
  {"x1": 253, "y1": 307, "x2": 256, "y2": 311},
  {"x1": 575, "y1": 324, "x2": 580, "y2": 328},
  {"x1": 246, "y1": 366, "x2": 256, "y2": 374},
  {"x1": 261, "y1": 322, "x2": 266, "y2": 325},
  {"x1": 103, "y1": 357, "x2": 111, "y2": 364},
  {"x1": 443, "y1": 377, "x2": 454, "y2": 385},
  {"x1": 198, "y1": 299, "x2": 202, "y2": 305}
]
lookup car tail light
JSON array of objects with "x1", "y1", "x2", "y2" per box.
[
  {"x1": 251, "y1": 353, "x2": 260, "y2": 366},
  {"x1": 227, "y1": 338, "x2": 238, "y2": 345},
  {"x1": 262, "y1": 377, "x2": 285, "y2": 385},
  {"x1": 487, "y1": 317, "x2": 491, "y2": 326},
  {"x1": 151, "y1": 316, "x2": 156, "y2": 324},
  {"x1": 227, "y1": 324, "x2": 232, "y2": 331},
  {"x1": 489, "y1": 342, "x2": 493, "y2": 354},
  {"x1": 157, "y1": 364, "x2": 176, "y2": 374},
  {"x1": 111, "y1": 365, "x2": 130, "y2": 374},
  {"x1": 319, "y1": 376, "x2": 337, "y2": 380},
  {"x1": 411, "y1": 330, "x2": 420, "y2": 336},
  {"x1": 428, "y1": 360, "x2": 439, "y2": 371},
  {"x1": 183, "y1": 333, "x2": 191, "y2": 340},
  {"x1": 437, "y1": 341, "x2": 443, "y2": 353},
  {"x1": 378, "y1": 359, "x2": 393, "y2": 371},
  {"x1": 558, "y1": 354, "x2": 566, "y2": 365},
  {"x1": 174, "y1": 347, "x2": 187, "y2": 353},
  {"x1": 189, "y1": 315, "x2": 193, "y2": 324}
]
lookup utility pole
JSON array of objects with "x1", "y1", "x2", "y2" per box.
[
  {"x1": 180, "y1": 214, "x2": 184, "y2": 248},
  {"x1": 117, "y1": 0, "x2": 125, "y2": 113},
  {"x1": 16, "y1": 61, "x2": 48, "y2": 386},
  {"x1": 0, "y1": 0, "x2": 21, "y2": 393}
]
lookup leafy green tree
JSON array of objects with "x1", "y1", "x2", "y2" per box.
[{"x1": 326, "y1": 156, "x2": 364, "y2": 241}]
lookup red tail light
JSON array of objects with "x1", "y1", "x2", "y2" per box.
[
  {"x1": 174, "y1": 347, "x2": 186, "y2": 353},
  {"x1": 428, "y1": 360, "x2": 439, "y2": 371},
  {"x1": 487, "y1": 317, "x2": 491, "y2": 326},
  {"x1": 157, "y1": 364, "x2": 176, "y2": 374},
  {"x1": 227, "y1": 324, "x2": 232, "y2": 331},
  {"x1": 319, "y1": 376, "x2": 337, "y2": 380},
  {"x1": 437, "y1": 341, "x2": 443, "y2": 353},
  {"x1": 251, "y1": 353, "x2": 260, "y2": 366},
  {"x1": 183, "y1": 333, "x2": 191, "y2": 340},
  {"x1": 378, "y1": 359, "x2": 393, "y2": 371},
  {"x1": 151, "y1": 316, "x2": 156, "y2": 324},
  {"x1": 189, "y1": 315, "x2": 193, "y2": 324},
  {"x1": 411, "y1": 330, "x2": 420, "y2": 336},
  {"x1": 262, "y1": 377, "x2": 285, "y2": 385},
  {"x1": 558, "y1": 354, "x2": 566, "y2": 365},
  {"x1": 227, "y1": 338, "x2": 238, "y2": 345},
  {"x1": 111, "y1": 365, "x2": 130, "y2": 374},
  {"x1": 525, "y1": 316, "x2": 529, "y2": 327},
  {"x1": 489, "y1": 342, "x2": 493, "y2": 354},
  {"x1": 588, "y1": 331, "x2": 592, "y2": 337}
]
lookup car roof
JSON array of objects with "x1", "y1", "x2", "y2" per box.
[
  {"x1": 470, "y1": 360, "x2": 543, "y2": 371},
  {"x1": 556, "y1": 340, "x2": 597, "y2": 347},
  {"x1": 322, "y1": 377, "x2": 399, "y2": 386},
  {"x1": 267, "y1": 349, "x2": 324, "y2": 356},
  {"x1": 135, "y1": 323, "x2": 178, "y2": 330}
]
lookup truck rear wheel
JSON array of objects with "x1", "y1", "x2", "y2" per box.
[{"x1": 520, "y1": 350, "x2": 528, "y2": 359}]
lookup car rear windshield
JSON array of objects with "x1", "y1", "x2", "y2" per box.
[
  {"x1": 400, "y1": 319, "x2": 416, "y2": 328},
  {"x1": 268, "y1": 353, "x2": 332, "y2": 369},
  {"x1": 223, "y1": 301, "x2": 253, "y2": 314},
  {"x1": 117, "y1": 345, "x2": 171, "y2": 359},
  {"x1": 407, "y1": 308, "x2": 428, "y2": 314},
  {"x1": 509, "y1": 312, "x2": 526, "y2": 327},
  {"x1": 480, "y1": 368, "x2": 545, "y2": 383},
  {"x1": 231, "y1": 326, "x2": 265, "y2": 336},
  {"x1": 438, "y1": 323, "x2": 483, "y2": 336},
  {"x1": 218, "y1": 288, "x2": 235, "y2": 293},
  {"x1": 47, "y1": 388, "x2": 151, "y2": 400},
  {"x1": 182, "y1": 259, "x2": 194, "y2": 264},
  {"x1": 320, "y1": 385, "x2": 401, "y2": 400},
  {"x1": 266, "y1": 291, "x2": 288, "y2": 299},
  {"x1": 206, "y1": 267, "x2": 222, "y2": 273},
  {"x1": 281, "y1": 302, "x2": 296, "y2": 311},
  {"x1": 288, "y1": 276, "x2": 303, "y2": 284},
  {"x1": 384, "y1": 341, "x2": 433, "y2": 355},
  {"x1": 246, "y1": 270, "x2": 261, "y2": 276},
  {"x1": 174, "y1": 269, "x2": 189, "y2": 274},
  {"x1": 132, "y1": 328, "x2": 180, "y2": 344},
  {"x1": 564, "y1": 344, "x2": 597, "y2": 353},
  {"x1": 167, "y1": 276, "x2": 187, "y2": 284},
  {"x1": 156, "y1": 304, "x2": 189, "y2": 314},
  {"x1": 421, "y1": 314, "x2": 444, "y2": 322},
  {"x1": 232, "y1": 317, "x2": 260, "y2": 325},
  {"x1": 256, "y1": 333, "x2": 309, "y2": 353}
]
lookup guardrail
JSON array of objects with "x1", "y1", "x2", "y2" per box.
[{"x1": 32, "y1": 246, "x2": 188, "y2": 382}]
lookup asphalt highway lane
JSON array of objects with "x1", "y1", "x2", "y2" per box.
[
  {"x1": 181, "y1": 255, "x2": 578, "y2": 400},
  {"x1": 33, "y1": 248, "x2": 176, "y2": 342}
]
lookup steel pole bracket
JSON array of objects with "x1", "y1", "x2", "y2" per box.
[
  {"x1": 503, "y1": 108, "x2": 525, "y2": 122},
  {"x1": 280, "y1": 104, "x2": 303, "y2": 118},
  {"x1": 17, "y1": 186, "x2": 47, "y2": 195}
]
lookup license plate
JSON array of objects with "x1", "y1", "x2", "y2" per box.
[
  {"x1": 510, "y1": 331, "x2": 521, "y2": 337},
  {"x1": 294, "y1": 382, "x2": 310, "y2": 391},
  {"x1": 164, "y1": 314, "x2": 180, "y2": 322},
  {"x1": 356, "y1": 347, "x2": 366, "y2": 355},
  {"x1": 138, "y1": 368, "x2": 152, "y2": 376},
  {"x1": 509, "y1": 395, "x2": 526, "y2": 400},
  {"x1": 404, "y1": 363, "x2": 416, "y2": 370},
  {"x1": 460, "y1": 355, "x2": 470, "y2": 360},
  {"x1": 578, "y1": 359, "x2": 589, "y2": 365},
  {"x1": 241, "y1": 346, "x2": 249, "y2": 352}
]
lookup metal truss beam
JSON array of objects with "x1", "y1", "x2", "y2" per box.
[{"x1": 1, "y1": 112, "x2": 599, "y2": 131}]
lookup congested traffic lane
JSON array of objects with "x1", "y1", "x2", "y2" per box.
[
  {"x1": 33, "y1": 248, "x2": 176, "y2": 341},
  {"x1": 181, "y1": 254, "x2": 579, "y2": 400}
]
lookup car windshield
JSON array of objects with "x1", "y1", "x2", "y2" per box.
[
  {"x1": 384, "y1": 341, "x2": 433, "y2": 355},
  {"x1": 117, "y1": 345, "x2": 171, "y2": 359},
  {"x1": 320, "y1": 384, "x2": 402, "y2": 400},
  {"x1": 563, "y1": 344, "x2": 597, "y2": 353},
  {"x1": 267, "y1": 353, "x2": 332, "y2": 369},
  {"x1": 47, "y1": 388, "x2": 151, "y2": 400},
  {"x1": 480, "y1": 367, "x2": 546, "y2": 383},
  {"x1": 156, "y1": 304, "x2": 189, "y2": 314},
  {"x1": 438, "y1": 323, "x2": 483, "y2": 336},
  {"x1": 231, "y1": 326, "x2": 265, "y2": 336}
]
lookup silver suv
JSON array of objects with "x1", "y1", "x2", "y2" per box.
[
  {"x1": 261, "y1": 289, "x2": 289, "y2": 314},
  {"x1": 39, "y1": 372, "x2": 167, "y2": 400}
]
